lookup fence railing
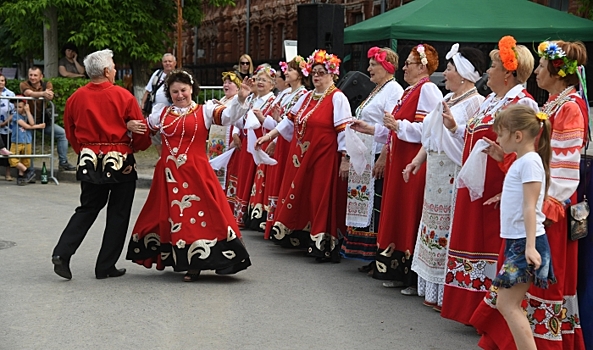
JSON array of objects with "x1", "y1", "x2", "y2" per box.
[{"x1": 0, "y1": 95, "x2": 58, "y2": 184}]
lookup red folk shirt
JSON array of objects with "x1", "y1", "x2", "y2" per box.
[{"x1": 64, "y1": 81, "x2": 151, "y2": 155}]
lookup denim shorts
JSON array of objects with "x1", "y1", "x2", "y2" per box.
[{"x1": 493, "y1": 235, "x2": 556, "y2": 289}]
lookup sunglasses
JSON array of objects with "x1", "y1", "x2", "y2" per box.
[
  {"x1": 311, "y1": 70, "x2": 327, "y2": 77},
  {"x1": 240, "y1": 62, "x2": 250, "y2": 65}
]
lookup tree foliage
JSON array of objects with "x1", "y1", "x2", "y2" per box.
[{"x1": 0, "y1": 0, "x2": 234, "y2": 65}]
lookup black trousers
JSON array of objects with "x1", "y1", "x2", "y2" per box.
[{"x1": 52, "y1": 180, "x2": 136, "y2": 274}]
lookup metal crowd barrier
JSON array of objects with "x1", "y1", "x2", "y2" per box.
[{"x1": 0, "y1": 95, "x2": 58, "y2": 185}]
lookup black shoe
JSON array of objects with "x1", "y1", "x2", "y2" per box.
[
  {"x1": 59, "y1": 162, "x2": 76, "y2": 171},
  {"x1": 25, "y1": 167, "x2": 36, "y2": 183},
  {"x1": 52, "y1": 256, "x2": 72, "y2": 280},
  {"x1": 96, "y1": 267, "x2": 126, "y2": 279},
  {"x1": 16, "y1": 175, "x2": 26, "y2": 186}
]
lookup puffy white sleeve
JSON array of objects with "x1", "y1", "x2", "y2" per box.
[
  {"x1": 333, "y1": 91, "x2": 352, "y2": 151},
  {"x1": 203, "y1": 96, "x2": 249, "y2": 129},
  {"x1": 397, "y1": 83, "x2": 443, "y2": 143},
  {"x1": 147, "y1": 103, "x2": 167, "y2": 131},
  {"x1": 516, "y1": 96, "x2": 539, "y2": 111},
  {"x1": 276, "y1": 93, "x2": 308, "y2": 141},
  {"x1": 374, "y1": 124, "x2": 390, "y2": 144},
  {"x1": 262, "y1": 116, "x2": 278, "y2": 130}
]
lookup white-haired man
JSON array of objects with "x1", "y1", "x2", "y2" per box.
[{"x1": 51, "y1": 49, "x2": 151, "y2": 280}]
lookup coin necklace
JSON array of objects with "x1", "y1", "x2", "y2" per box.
[{"x1": 161, "y1": 102, "x2": 198, "y2": 168}]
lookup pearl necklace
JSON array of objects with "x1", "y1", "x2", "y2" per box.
[
  {"x1": 541, "y1": 85, "x2": 575, "y2": 116},
  {"x1": 295, "y1": 84, "x2": 337, "y2": 142},
  {"x1": 161, "y1": 103, "x2": 198, "y2": 168},
  {"x1": 355, "y1": 78, "x2": 394, "y2": 119}
]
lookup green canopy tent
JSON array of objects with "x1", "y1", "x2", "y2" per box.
[{"x1": 344, "y1": 0, "x2": 593, "y2": 44}]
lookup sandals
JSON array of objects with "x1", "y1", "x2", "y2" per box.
[{"x1": 183, "y1": 270, "x2": 201, "y2": 282}]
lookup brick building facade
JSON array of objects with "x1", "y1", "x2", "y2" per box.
[{"x1": 186, "y1": 0, "x2": 584, "y2": 86}]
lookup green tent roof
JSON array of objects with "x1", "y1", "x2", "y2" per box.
[{"x1": 344, "y1": 0, "x2": 593, "y2": 44}]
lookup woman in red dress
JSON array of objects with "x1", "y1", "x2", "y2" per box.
[
  {"x1": 352, "y1": 44, "x2": 442, "y2": 294},
  {"x1": 257, "y1": 49, "x2": 351, "y2": 262},
  {"x1": 439, "y1": 36, "x2": 538, "y2": 325},
  {"x1": 228, "y1": 65, "x2": 276, "y2": 228},
  {"x1": 244, "y1": 65, "x2": 280, "y2": 231},
  {"x1": 261, "y1": 57, "x2": 308, "y2": 239},
  {"x1": 126, "y1": 70, "x2": 253, "y2": 281},
  {"x1": 471, "y1": 40, "x2": 588, "y2": 350}
]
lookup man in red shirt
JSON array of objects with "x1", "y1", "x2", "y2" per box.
[{"x1": 51, "y1": 49, "x2": 151, "y2": 280}]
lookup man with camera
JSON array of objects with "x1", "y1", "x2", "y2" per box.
[
  {"x1": 140, "y1": 53, "x2": 176, "y2": 157},
  {"x1": 20, "y1": 66, "x2": 76, "y2": 171}
]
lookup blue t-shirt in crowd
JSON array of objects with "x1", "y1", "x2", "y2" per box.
[{"x1": 10, "y1": 112, "x2": 32, "y2": 144}]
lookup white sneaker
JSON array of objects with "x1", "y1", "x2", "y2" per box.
[
  {"x1": 401, "y1": 287, "x2": 418, "y2": 296},
  {"x1": 382, "y1": 281, "x2": 405, "y2": 288}
]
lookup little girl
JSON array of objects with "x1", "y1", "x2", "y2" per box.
[{"x1": 491, "y1": 104, "x2": 556, "y2": 350}]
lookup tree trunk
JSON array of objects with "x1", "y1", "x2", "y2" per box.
[
  {"x1": 131, "y1": 61, "x2": 152, "y2": 104},
  {"x1": 43, "y1": 6, "x2": 59, "y2": 78}
]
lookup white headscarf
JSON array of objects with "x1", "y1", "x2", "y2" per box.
[{"x1": 446, "y1": 43, "x2": 481, "y2": 83}]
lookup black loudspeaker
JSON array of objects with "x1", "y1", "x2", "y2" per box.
[
  {"x1": 336, "y1": 71, "x2": 376, "y2": 116},
  {"x1": 297, "y1": 4, "x2": 344, "y2": 59}
]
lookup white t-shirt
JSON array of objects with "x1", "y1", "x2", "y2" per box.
[
  {"x1": 145, "y1": 70, "x2": 169, "y2": 105},
  {"x1": 500, "y1": 152, "x2": 546, "y2": 239}
]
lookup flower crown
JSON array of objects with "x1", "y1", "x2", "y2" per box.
[
  {"x1": 279, "y1": 55, "x2": 308, "y2": 77},
  {"x1": 498, "y1": 36, "x2": 519, "y2": 72},
  {"x1": 304, "y1": 49, "x2": 341, "y2": 76},
  {"x1": 416, "y1": 44, "x2": 428, "y2": 66},
  {"x1": 537, "y1": 41, "x2": 578, "y2": 78},
  {"x1": 254, "y1": 65, "x2": 277, "y2": 79}
]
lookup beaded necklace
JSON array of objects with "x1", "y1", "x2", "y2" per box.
[
  {"x1": 541, "y1": 85, "x2": 575, "y2": 117},
  {"x1": 387, "y1": 76, "x2": 430, "y2": 151},
  {"x1": 355, "y1": 78, "x2": 394, "y2": 119},
  {"x1": 445, "y1": 87, "x2": 478, "y2": 108},
  {"x1": 161, "y1": 102, "x2": 199, "y2": 167},
  {"x1": 294, "y1": 84, "x2": 337, "y2": 142},
  {"x1": 280, "y1": 85, "x2": 307, "y2": 119}
]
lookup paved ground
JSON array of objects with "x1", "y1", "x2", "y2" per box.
[{"x1": 0, "y1": 180, "x2": 481, "y2": 350}]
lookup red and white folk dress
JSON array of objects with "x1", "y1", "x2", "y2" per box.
[
  {"x1": 127, "y1": 99, "x2": 251, "y2": 274},
  {"x1": 270, "y1": 86, "x2": 351, "y2": 261}
]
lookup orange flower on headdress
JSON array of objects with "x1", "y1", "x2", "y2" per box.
[
  {"x1": 498, "y1": 36, "x2": 518, "y2": 72},
  {"x1": 313, "y1": 49, "x2": 327, "y2": 64}
]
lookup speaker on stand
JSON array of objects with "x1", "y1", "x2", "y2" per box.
[
  {"x1": 336, "y1": 71, "x2": 376, "y2": 116},
  {"x1": 297, "y1": 4, "x2": 344, "y2": 59}
]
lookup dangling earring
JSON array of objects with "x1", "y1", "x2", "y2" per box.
[{"x1": 504, "y1": 77, "x2": 508, "y2": 86}]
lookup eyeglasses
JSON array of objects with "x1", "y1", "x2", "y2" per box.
[
  {"x1": 240, "y1": 62, "x2": 250, "y2": 65},
  {"x1": 311, "y1": 70, "x2": 327, "y2": 77},
  {"x1": 404, "y1": 61, "x2": 420, "y2": 67}
]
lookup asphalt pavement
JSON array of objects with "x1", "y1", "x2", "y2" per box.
[{"x1": 0, "y1": 180, "x2": 480, "y2": 350}]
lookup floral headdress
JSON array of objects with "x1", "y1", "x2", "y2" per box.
[
  {"x1": 254, "y1": 65, "x2": 277, "y2": 79},
  {"x1": 367, "y1": 47, "x2": 395, "y2": 74},
  {"x1": 498, "y1": 36, "x2": 519, "y2": 72},
  {"x1": 416, "y1": 44, "x2": 428, "y2": 66},
  {"x1": 279, "y1": 55, "x2": 308, "y2": 77},
  {"x1": 537, "y1": 41, "x2": 578, "y2": 78},
  {"x1": 221, "y1": 71, "x2": 242, "y2": 88},
  {"x1": 304, "y1": 49, "x2": 341, "y2": 76}
]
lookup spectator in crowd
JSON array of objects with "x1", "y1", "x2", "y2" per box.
[
  {"x1": 58, "y1": 43, "x2": 86, "y2": 78},
  {"x1": 140, "y1": 53, "x2": 176, "y2": 157},
  {"x1": 1, "y1": 73, "x2": 15, "y2": 180},
  {"x1": 20, "y1": 66, "x2": 76, "y2": 170},
  {"x1": 238, "y1": 54, "x2": 254, "y2": 80},
  {"x1": 51, "y1": 49, "x2": 151, "y2": 280},
  {"x1": 9, "y1": 100, "x2": 45, "y2": 185}
]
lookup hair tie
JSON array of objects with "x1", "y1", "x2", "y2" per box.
[{"x1": 367, "y1": 47, "x2": 395, "y2": 74}]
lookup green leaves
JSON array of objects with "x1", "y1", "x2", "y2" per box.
[{"x1": 0, "y1": 0, "x2": 235, "y2": 64}]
